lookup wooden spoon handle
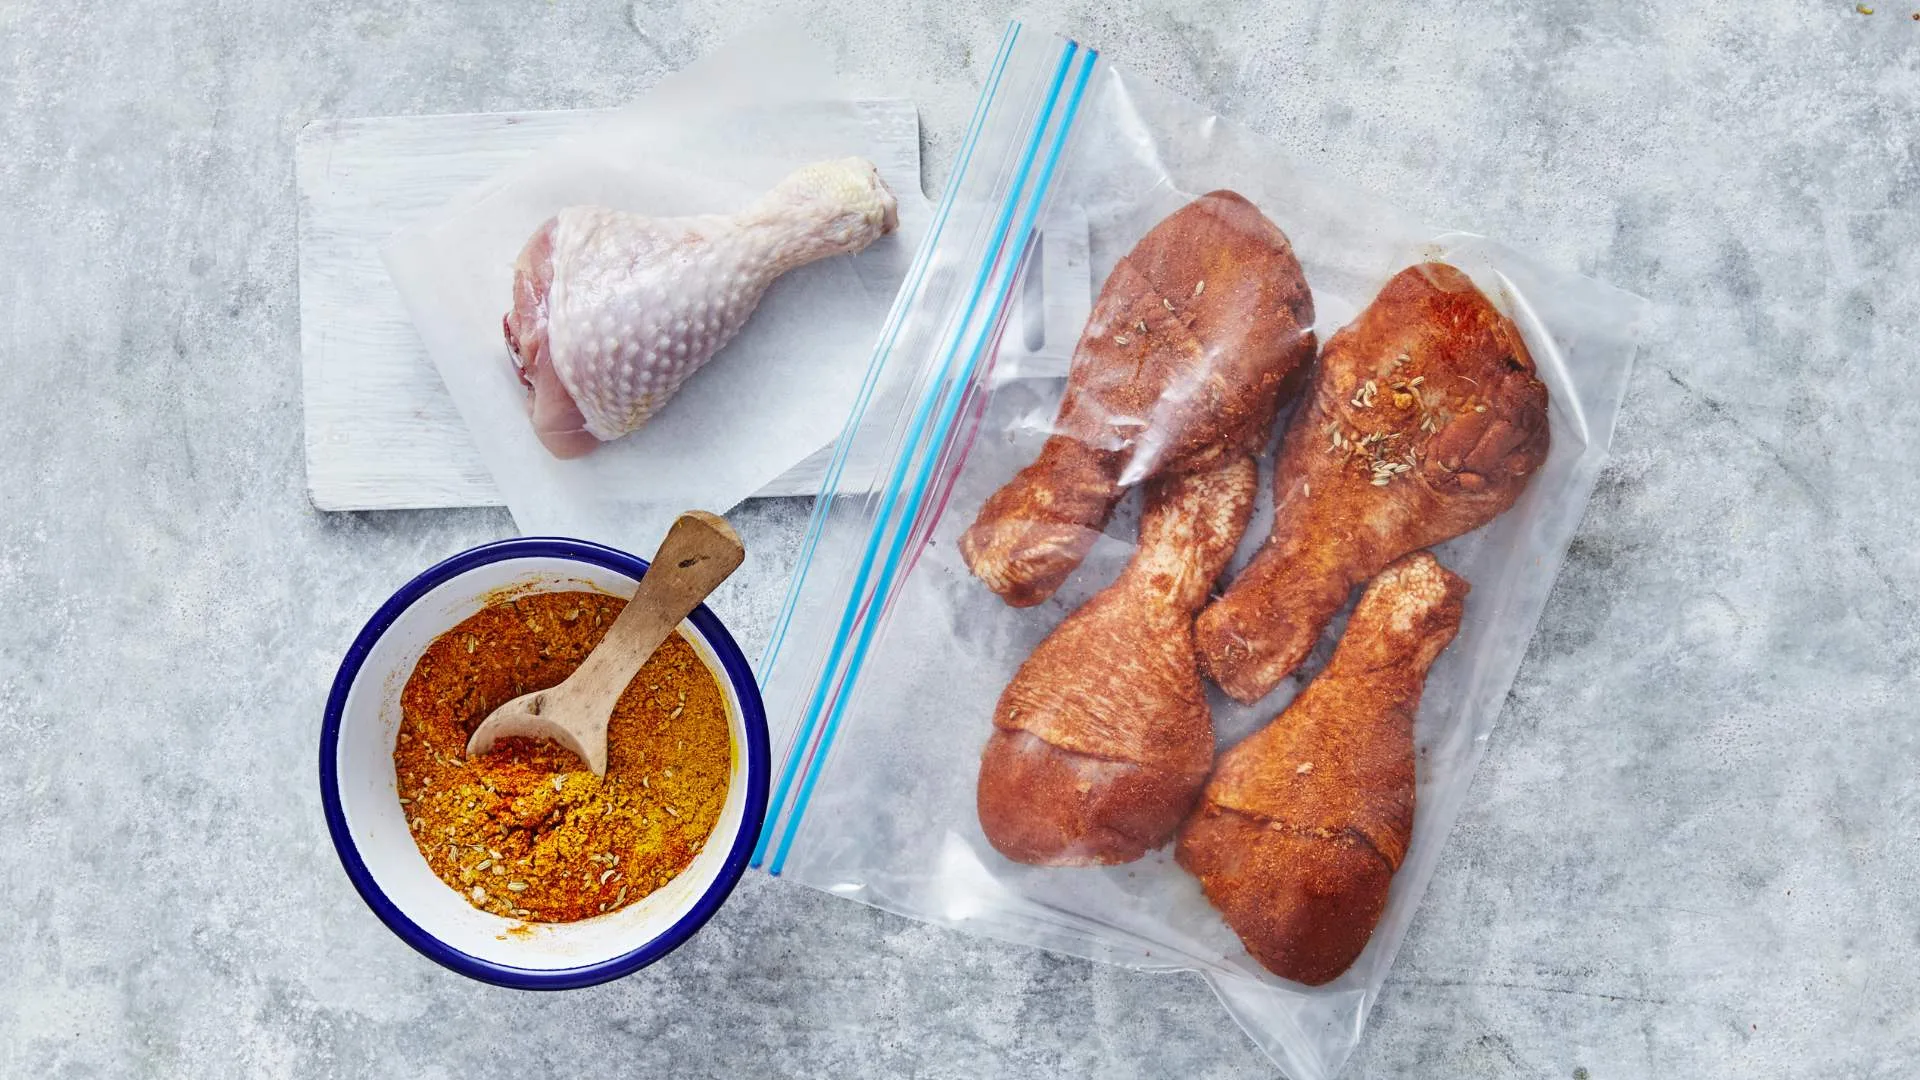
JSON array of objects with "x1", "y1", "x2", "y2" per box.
[{"x1": 565, "y1": 511, "x2": 745, "y2": 702}]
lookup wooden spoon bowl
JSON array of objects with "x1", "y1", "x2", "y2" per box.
[{"x1": 465, "y1": 511, "x2": 745, "y2": 774}]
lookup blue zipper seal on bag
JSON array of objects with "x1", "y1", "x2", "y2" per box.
[
  {"x1": 759, "y1": 39, "x2": 1085, "y2": 873},
  {"x1": 765, "y1": 39, "x2": 1099, "y2": 875},
  {"x1": 753, "y1": 32, "x2": 1089, "y2": 871},
  {"x1": 756, "y1": 22, "x2": 1020, "y2": 687},
  {"x1": 753, "y1": 26, "x2": 1056, "y2": 870},
  {"x1": 771, "y1": 45, "x2": 1101, "y2": 874},
  {"x1": 750, "y1": 24, "x2": 1022, "y2": 869}
]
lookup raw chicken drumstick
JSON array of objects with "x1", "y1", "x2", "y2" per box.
[
  {"x1": 1177, "y1": 551, "x2": 1467, "y2": 985},
  {"x1": 958, "y1": 191, "x2": 1315, "y2": 607},
  {"x1": 1196, "y1": 263, "x2": 1548, "y2": 703},
  {"x1": 504, "y1": 158, "x2": 899, "y2": 458},
  {"x1": 977, "y1": 454, "x2": 1258, "y2": 866}
]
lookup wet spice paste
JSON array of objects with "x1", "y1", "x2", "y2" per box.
[{"x1": 394, "y1": 590, "x2": 731, "y2": 922}]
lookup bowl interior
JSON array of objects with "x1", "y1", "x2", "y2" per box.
[{"x1": 334, "y1": 553, "x2": 755, "y2": 972}]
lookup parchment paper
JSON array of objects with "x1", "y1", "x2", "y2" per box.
[{"x1": 383, "y1": 26, "x2": 928, "y2": 551}]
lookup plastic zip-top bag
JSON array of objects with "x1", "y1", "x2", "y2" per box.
[{"x1": 753, "y1": 22, "x2": 1647, "y2": 1080}]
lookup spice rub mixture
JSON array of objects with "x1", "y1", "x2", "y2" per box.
[{"x1": 394, "y1": 590, "x2": 731, "y2": 922}]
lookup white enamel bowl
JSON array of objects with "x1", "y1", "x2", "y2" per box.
[{"x1": 320, "y1": 537, "x2": 769, "y2": 988}]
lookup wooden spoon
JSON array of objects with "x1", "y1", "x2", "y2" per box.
[{"x1": 465, "y1": 511, "x2": 745, "y2": 776}]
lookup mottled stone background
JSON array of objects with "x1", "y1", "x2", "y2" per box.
[{"x1": 2, "y1": 1, "x2": 1915, "y2": 1076}]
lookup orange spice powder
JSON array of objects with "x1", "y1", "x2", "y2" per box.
[{"x1": 393, "y1": 590, "x2": 731, "y2": 922}]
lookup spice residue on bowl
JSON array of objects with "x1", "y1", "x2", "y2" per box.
[{"x1": 393, "y1": 589, "x2": 731, "y2": 922}]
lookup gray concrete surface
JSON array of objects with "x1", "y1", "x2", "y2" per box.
[{"x1": 2, "y1": 1, "x2": 1916, "y2": 1076}]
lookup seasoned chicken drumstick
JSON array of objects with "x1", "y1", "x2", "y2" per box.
[
  {"x1": 977, "y1": 455, "x2": 1257, "y2": 866},
  {"x1": 1178, "y1": 551, "x2": 1468, "y2": 985},
  {"x1": 959, "y1": 191, "x2": 1315, "y2": 606},
  {"x1": 505, "y1": 158, "x2": 898, "y2": 458},
  {"x1": 1196, "y1": 263, "x2": 1548, "y2": 703}
]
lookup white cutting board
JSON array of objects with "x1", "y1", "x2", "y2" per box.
[{"x1": 296, "y1": 103, "x2": 1090, "y2": 512}]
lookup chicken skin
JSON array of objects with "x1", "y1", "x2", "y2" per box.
[
  {"x1": 505, "y1": 158, "x2": 898, "y2": 458},
  {"x1": 1177, "y1": 551, "x2": 1467, "y2": 984},
  {"x1": 959, "y1": 191, "x2": 1315, "y2": 607},
  {"x1": 1196, "y1": 263, "x2": 1548, "y2": 703}
]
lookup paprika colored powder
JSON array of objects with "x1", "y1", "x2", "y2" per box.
[{"x1": 393, "y1": 589, "x2": 731, "y2": 922}]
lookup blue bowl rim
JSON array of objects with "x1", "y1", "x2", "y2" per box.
[{"x1": 319, "y1": 535, "x2": 770, "y2": 990}]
